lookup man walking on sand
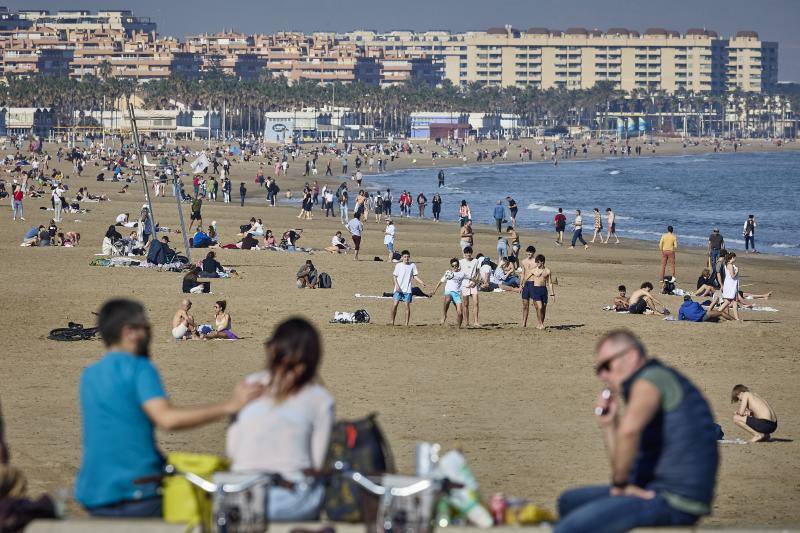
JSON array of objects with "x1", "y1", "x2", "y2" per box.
[
  {"x1": 659, "y1": 225, "x2": 677, "y2": 280},
  {"x1": 604, "y1": 208, "x2": 619, "y2": 244},
  {"x1": 554, "y1": 330, "x2": 718, "y2": 532},
  {"x1": 391, "y1": 250, "x2": 426, "y2": 326},
  {"x1": 346, "y1": 215, "x2": 363, "y2": 261},
  {"x1": 569, "y1": 209, "x2": 588, "y2": 250},
  {"x1": 554, "y1": 208, "x2": 566, "y2": 245}
]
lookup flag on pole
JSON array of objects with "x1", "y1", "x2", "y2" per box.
[{"x1": 190, "y1": 152, "x2": 210, "y2": 174}]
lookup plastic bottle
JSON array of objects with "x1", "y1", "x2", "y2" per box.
[{"x1": 436, "y1": 451, "x2": 493, "y2": 528}]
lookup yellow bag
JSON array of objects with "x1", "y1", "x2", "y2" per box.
[{"x1": 163, "y1": 452, "x2": 229, "y2": 528}]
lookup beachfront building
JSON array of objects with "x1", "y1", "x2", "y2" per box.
[
  {"x1": 342, "y1": 26, "x2": 778, "y2": 94},
  {"x1": 410, "y1": 112, "x2": 471, "y2": 139},
  {"x1": 0, "y1": 107, "x2": 55, "y2": 136}
]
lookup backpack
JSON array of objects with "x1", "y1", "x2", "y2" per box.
[
  {"x1": 662, "y1": 277, "x2": 676, "y2": 295},
  {"x1": 318, "y1": 272, "x2": 332, "y2": 289},
  {"x1": 323, "y1": 413, "x2": 393, "y2": 522}
]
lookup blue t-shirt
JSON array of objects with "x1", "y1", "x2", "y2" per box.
[
  {"x1": 75, "y1": 352, "x2": 167, "y2": 508},
  {"x1": 493, "y1": 205, "x2": 505, "y2": 220},
  {"x1": 24, "y1": 227, "x2": 38, "y2": 239},
  {"x1": 678, "y1": 301, "x2": 706, "y2": 322}
]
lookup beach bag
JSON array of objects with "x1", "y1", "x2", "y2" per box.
[
  {"x1": 318, "y1": 272, "x2": 332, "y2": 289},
  {"x1": 323, "y1": 414, "x2": 394, "y2": 522},
  {"x1": 354, "y1": 309, "x2": 370, "y2": 323},
  {"x1": 662, "y1": 277, "x2": 676, "y2": 295},
  {"x1": 163, "y1": 452, "x2": 229, "y2": 528}
]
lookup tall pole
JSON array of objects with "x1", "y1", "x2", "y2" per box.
[
  {"x1": 172, "y1": 174, "x2": 192, "y2": 263},
  {"x1": 127, "y1": 103, "x2": 157, "y2": 245}
]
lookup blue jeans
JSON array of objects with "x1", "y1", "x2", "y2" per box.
[
  {"x1": 571, "y1": 229, "x2": 587, "y2": 246},
  {"x1": 268, "y1": 481, "x2": 325, "y2": 521},
  {"x1": 745, "y1": 235, "x2": 755, "y2": 250},
  {"x1": 87, "y1": 497, "x2": 162, "y2": 518},
  {"x1": 555, "y1": 485, "x2": 698, "y2": 533},
  {"x1": 710, "y1": 249, "x2": 720, "y2": 273}
]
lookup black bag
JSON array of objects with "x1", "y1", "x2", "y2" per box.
[
  {"x1": 318, "y1": 272, "x2": 332, "y2": 289},
  {"x1": 353, "y1": 309, "x2": 370, "y2": 323},
  {"x1": 662, "y1": 277, "x2": 676, "y2": 295},
  {"x1": 323, "y1": 414, "x2": 393, "y2": 522}
]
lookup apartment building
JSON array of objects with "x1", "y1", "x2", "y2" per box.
[
  {"x1": 341, "y1": 25, "x2": 778, "y2": 93},
  {"x1": 14, "y1": 9, "x2": 155, "y2": 36},
  {"x1": 0, "y1": 8, "x2": 778, "y2": 93}
]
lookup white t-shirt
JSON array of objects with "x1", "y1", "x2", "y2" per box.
[
  {"x1": 459, "y1": 258, "x2": 479, "y2": 285},
  {"x1": 574, "y1": 215, "x2": 583, "y2": 228},
  {"x1": 440, "y1": 270, "x2": 466, "y2": 294},
  {"x1": 115, "y1": 213, "x2": 128, "y2": 224},
  {"x1": 479, "y1": 263, "x2": 493, "y2": 283},
  {"x1": 393, "y1": 262, "x2": 418, "y2": 293},
  {"x1": 227, "y1": 371, "x2": 335, "y2": 476},
  {"x1": 331, "y1": 235, "x2": 345, "y2": 247},
  {"x1": 384, "y1": 224, "x2": 395, "y2": 245}
]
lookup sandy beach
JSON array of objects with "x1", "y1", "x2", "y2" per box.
[{"x1": 1, "y1": 136, "x2": 798, "y2": 526}]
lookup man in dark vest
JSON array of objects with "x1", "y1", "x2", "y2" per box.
[{"x1": 555, "y1": 329, "x2": 719, "y2": 532}]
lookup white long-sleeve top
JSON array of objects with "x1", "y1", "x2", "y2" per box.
[{"x1": 226, "y1": 371, "x2": 335, "y2": 477}]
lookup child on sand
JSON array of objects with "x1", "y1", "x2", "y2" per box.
[
  {"x1": 613, "y1": 285, "x2": 629, "y2": 311},
  {"x1": 732, "y1": 385, "x2": 777, "y2": 442}
]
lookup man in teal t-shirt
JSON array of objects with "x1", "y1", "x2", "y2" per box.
[{"x1": 76, "y1": 299, "x2": 263, "y2": 517}]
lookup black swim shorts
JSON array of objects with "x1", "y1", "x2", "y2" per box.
[
  {"x1": 629, "y1": 299, "x2": 648, "y2": 314},
  {"x1": 746, "y1": 416, "x2": 777, "y2": 435}
]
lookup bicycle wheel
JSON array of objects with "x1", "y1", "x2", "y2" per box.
[{"x1": 48, "y1": 328, "x2": 88, "y2": 341}]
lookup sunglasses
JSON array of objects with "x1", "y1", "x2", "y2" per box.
[{"x1": 595, "y1": 345, "x2": 632, "y2": 375}]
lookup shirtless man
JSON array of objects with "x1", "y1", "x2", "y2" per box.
[
  {"x1": 459, "y1": 220, "x2": 474, "y2": 252},
  {"x1": 506, "y1": 226, "x2": 520, "y2": 259},
  {"x1": 731, "y1": 384, "x2": 778, "y2": 442},
  {"x1": 171, "y1": 299, "x2": 196, "y2": 340},
  {"x1": 605, "y1": 208, "x2": 620, "y2": 244},
  {"x1": 520, "y1": 253, "x2": 555, "y2": 329},
  {"x1": 627, "y1": 282, "x2": 669, "y2": 315}
]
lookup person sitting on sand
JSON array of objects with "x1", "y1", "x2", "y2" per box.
[
  {"x1": 182, "y1": 267, "x2": 211, "y2": 294},
  {"x1": 678, "y1": 295, "x2": 733, "y2": 322},
  {"x1": 21, "y1": 225, "x2": 43, "y2": 246},
  {"x1": 264, "y1": 230, "x2": 277, "y2": 248},
  {"x1": 494, "y1": 257, "x2": 520, "y2": 291},
  {"x1": 325, "y1": 231, "x2": 349, "y2": 254},
  {"x1": 172, "y1": 299, "x2": 196, "y2": 340},
  {"x1": 693, "y1": 268, "x2": 717, "y2": 297},
  {"x1": 192, "y1": 227, "x2": 213, "y2": 249},
  {"x1": 732, "y1": 384, "x2": 778, "y2": 442},
  {"x1": 240, "y1": 233, "x2": 259, "y2": 250},
  {"x1": 628, "y1": 282, "x2": 669, "y2": 315},
  {"x1": 296, "y1": 260, "x2": 318, "y2": 289},
  {"x1": 202, "y1": 300, "x2": 238, "y2": 340},
  {"x1": 200, "y1": 251, "x2": 226, "y2": 278},
  {"x1": 613, "y1": 285, "x2": 629, "y2": 311},
  {"x1": 118, "y1": 184, "x2": 129, "y2": 194}
]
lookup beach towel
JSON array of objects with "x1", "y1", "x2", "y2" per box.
[
  {"x1": 744, "y1": 306, "x2": 779, "y2": 312},
  {"x1": 602, "y1": 306, "x2": 629, "y2": 313},
  {"x1": 355, "y1": 293, "x2": 430, "y2": 300},
  {"x1": 718, "y1": 439, "x2": 749, "y2": 445}
]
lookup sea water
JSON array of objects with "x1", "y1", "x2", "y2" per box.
[{"x1": 372, "y1": 151, "x2": 800, "y2": 257}]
